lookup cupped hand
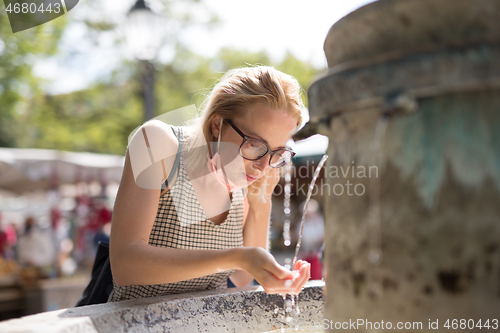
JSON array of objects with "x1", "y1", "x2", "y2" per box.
[
  {"x1": 239, "y1": 247, "x2": 311, "y2": 296},
  {"x1": 289, "y1": 260, "x2": 311, "y2": 295}
]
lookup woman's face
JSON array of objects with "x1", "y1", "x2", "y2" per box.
[{"x1": 211, "y1": 103, "x2": 298, "y2": 187}]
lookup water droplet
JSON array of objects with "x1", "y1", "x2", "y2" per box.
[{"x1": 284, "y1": 239, "x2": 291, "y2": 246}]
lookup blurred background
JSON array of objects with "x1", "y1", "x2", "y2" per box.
[{"x1": 0, "y1": 0, "x2": 373, "y2": 319}]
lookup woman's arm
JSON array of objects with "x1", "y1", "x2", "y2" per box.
[
  {"x1": 229, "y1": 195, "x2": 272, "y2": 287},
  {"x1": 230, "y1": 168, "x2": 311, "y2": 294},
  {"x1": 110, "y1": 122, "x2": 296, "y2": 294}
]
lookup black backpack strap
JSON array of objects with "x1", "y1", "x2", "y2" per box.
[
  {"x1": 76, "y1": 241, "x2": 112, "y2": 306},
  {"x1": 161, "y1": 126, "x2": 183, "y2": 191},
  {"x1": 86, "y1": 256, "x2": 111, "y2": 305}
]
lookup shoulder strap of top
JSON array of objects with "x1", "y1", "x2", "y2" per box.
[{"x1": 162, "y1": 126, "x2": 183, "y2": 190}]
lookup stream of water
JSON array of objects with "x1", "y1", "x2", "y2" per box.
[
  {"x1": 292, "y1": 155, "x2": 329, "y2": 269},
  {"x1": 283, "y1": 154, "x2": 293, "y2": 251},
  {"x1": 279, "y1": 154, "x2": 328, "y2": 328}
]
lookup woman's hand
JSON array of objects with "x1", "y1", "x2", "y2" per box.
[
  {"x1": 238, "y1": 247, "x2": 293, "y2": 294},
  {"x1": 238, "y1": 247, "x2": 311, "y2": 295},
  {"x1": 290, "y1": 260, "x2": 311, "y2": 295},
  {"x1": 246, "y1": 168, "x2": 280, "y2": 206}
]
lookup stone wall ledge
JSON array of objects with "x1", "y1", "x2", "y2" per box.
[{"x1": 0, "y1": 280, "x2": 324, "y2": 333}]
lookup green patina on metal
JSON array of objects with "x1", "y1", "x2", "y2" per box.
[{"x1": 387, "y1": 90, "x2": 500, "y2": 209}]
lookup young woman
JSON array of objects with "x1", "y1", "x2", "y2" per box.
[{"x1": 108, "y1": 66, "x2": 311, "y2": 302}]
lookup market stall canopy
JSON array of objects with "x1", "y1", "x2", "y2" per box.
[
  {"x1": 0, "y1": 137, "x2": 328, "y2": 194},
  {"x1": 0, "y1": 148, "x2": 125, "y2": 194}
]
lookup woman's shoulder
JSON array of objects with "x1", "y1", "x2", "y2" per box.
[
  {"x1": 127, "y1": 120, "x2": 181, "y2": 190},
  {"x1": 129, "y1": 120, "x2": 179, "y2": 151},
  {"x1": 140, "y1": 119, "x2": 178, "y2": 141}
]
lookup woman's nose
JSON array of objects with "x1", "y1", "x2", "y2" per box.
[{"x1": 252, "y1": 154, "x2": 272, "y2": 173}]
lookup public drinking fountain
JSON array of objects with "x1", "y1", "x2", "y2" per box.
[
  {"x1": 306, "y1": 0, "x2": 500, "y2": 330},
  {"x1": 2, "y1": 0, "x2": 500, "y2": 332}
]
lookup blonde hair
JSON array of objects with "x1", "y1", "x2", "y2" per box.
[{"x1": 184, "y1": 66, "x2": 304, "y2": 200}]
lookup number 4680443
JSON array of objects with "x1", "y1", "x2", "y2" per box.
[
  {"x1": 6, "y1": 2, "x2": 61, "y2": 14},
  {"x1": 444, "y1": 319, "x2": 499, "y2": 330}
]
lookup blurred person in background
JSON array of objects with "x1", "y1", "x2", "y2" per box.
[
  {"x1": 17, "y1": 216, "x2": 57, "y2": 280},
  {"x1": 0, "y1": 211, "x2": 20, "y2": 280},
  {"x1": 0, "y1": 211, "x2": 8, "y2": 258},
  {"x1": 0, "y1": 211, "x2": 17, "y2": 259}
]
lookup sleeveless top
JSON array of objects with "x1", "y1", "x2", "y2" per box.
[{"x1": 108, "y1": 126, "x2": 245, "y2": 302}]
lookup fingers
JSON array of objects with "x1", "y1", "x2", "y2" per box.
[
  {"x1": 247, "y1": 250, "x2": 311, "y2": 296},
  {"x1": 294, "y1": 259, "x2": 309, "y2": 273},
  {"x1": 267, "y1": 262, "x2": 295, "y2": 280},
  {"x1": 259, "y1": 264, "x2": 295, "y2": 294},
  {"x1": 258, "y1": 270, "x2": 294, "y2": 295},
  {"x1": 269, "y1": 168, "x2": 280, "y2": 184},
  {"x1": 260, "y1": 260, "x2": 311, "y2": 296},
  {"x1": 246, "y1": 248, "x2": 295, "y2": 294},
  {"x1": 290, "y1": 261, "x2": 311, "y2": 295},
  {"x1": 256, "y1": 249, "x2": 294, "y2": 280}
]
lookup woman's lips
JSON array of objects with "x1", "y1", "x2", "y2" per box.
[{"x1": 244, "y1": 173, "x2": 258, "y2": 182}]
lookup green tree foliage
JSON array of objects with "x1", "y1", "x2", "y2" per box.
[
  {"x1": 1, "y1": 0, "x2": 321, "y2": 155},
  {"x1": 0, "y1": 0, "x2": 218, "y2": 150},
  {"x1": 20, "y1": 70, "x2": 142, "y2": 154},
  {"x1": 0, "y1": 8, "x2": 67, "y2": 146},
  {"x1": 21, "y1": 48, "x2": 321, "y2": 155},
  {"x1": 18, "y1": 48, "x2": 322, "y2": 154}
]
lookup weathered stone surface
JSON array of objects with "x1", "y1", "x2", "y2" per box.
[
  {"x1": 322, "y1": 90, "x2": 500, "y2": 331},
  {"x1": 0, "y1": 281, "x2": 324, "y2": 333},
  {"x1": 314, "y1": 2, "x2": 500, "y2": 330},
  {"x1": 308, "y1": 42, "x2": 500, "y2": 121},
  {"x1": 324, "y1": 0, "x2": 500, "y2": 68},
  {"x1": 308, "y1": 0, "x2": 500, "y2": 125}
]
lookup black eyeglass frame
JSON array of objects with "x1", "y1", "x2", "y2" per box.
[{"x1": 224, "y1": 119, "x2": 296, "y2": 168}]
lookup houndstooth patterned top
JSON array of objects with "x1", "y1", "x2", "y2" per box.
[{"x1": 108, "y1": 126, "x2": 245, "y2": 302}]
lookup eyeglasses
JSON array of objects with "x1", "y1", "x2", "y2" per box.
[{"x1": 224, "y1": 119, "x2": 295, "y2": 168}]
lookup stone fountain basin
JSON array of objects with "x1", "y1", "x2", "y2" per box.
[{"x1": 0, "y1": 280, "x2": 324, "y2": 333}]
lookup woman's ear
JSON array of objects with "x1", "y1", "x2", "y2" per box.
[{"x1": 211, "y1": 114, "x2": 221, "y2": 140}]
